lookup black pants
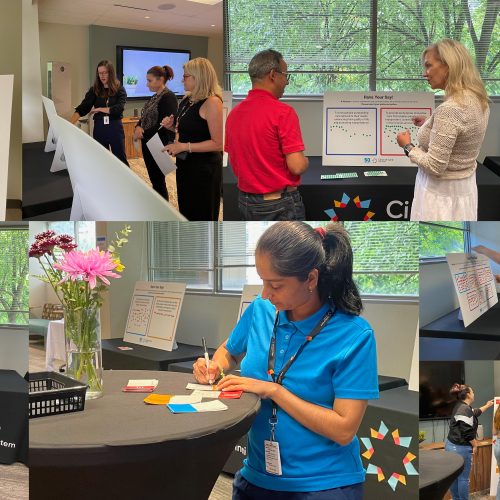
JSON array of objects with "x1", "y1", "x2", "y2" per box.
[
  {"x1": 93, "y1": 119, "x2": 129, "y2": 166},
  {"x1": 176, "y1": 152, "x2": 222, "y2": 221},
  {"x1": 141, "y1": 138, "x2": 169, "y2": 200}
]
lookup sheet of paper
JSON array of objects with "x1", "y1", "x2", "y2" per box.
[
  {"x1": 447, "y1": 253, "x2": 498, "y2": 327},
  {"x1": 186, "y1": 382, "x2": 218, "y2": 391},
  {"x1": 192, "y1": 389, "x2": 221, "y2": 399},
  {"x1": 127, "y1": 379, "x2": 158, "y2": 387},
  {"x1": 146, "y1": 133, "x2": 177, "y2": 176},
  {"x1": 144, "y1": 394, "x2": 172, "y2": 405},
  {"x1": 192, "y1": 400, "x2": 228, "y2": 412},
  {"x1": 169, "y1": 393, "x2": 203, "y2": 404}
]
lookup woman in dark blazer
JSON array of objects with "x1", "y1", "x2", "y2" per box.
[
  {"x1": 71, "y1": 60, "x2": 129, "y2": 165},
  {"x1": 133, "y1": 65, "x2": 178, "y2": 200}
]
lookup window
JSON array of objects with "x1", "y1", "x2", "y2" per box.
[
  {"x1": 0, "y1": 225, "x2": 29, "y2": 326},
  {"x1": 419, "y1": 222, "x2": 470, "y2": 260},
  {"x1": 48, "y1": 221, "x2": 96, "y2": 252},
  {"x1": 148, "y1": 222, "x2": 419, "y2": 297},
  {"x1": 225, "y1": 0, "x2": 500, "y2": 95}
]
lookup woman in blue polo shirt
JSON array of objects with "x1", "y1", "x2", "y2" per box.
[{"x1": 193, "y1": 222, "x2": 378, "y2": 499}]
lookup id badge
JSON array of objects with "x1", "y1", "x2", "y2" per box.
[
  {"x1": 264, "y1": 440, "x2": 282, "y2": 476},
  {"x1": 104, "y1": 116, "x2": 110, "y2": 125}
]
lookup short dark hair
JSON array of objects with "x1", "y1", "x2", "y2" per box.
[
  {"x1": 255, "y1": 222, "x2": 363, "y2": 315},
  {"x1": 248, "y1": 49, "x2": 283, "y2": 82}
]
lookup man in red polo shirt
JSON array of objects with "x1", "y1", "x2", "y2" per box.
[{"x1": 225, "y1": 49, "x2": 309, "y2": 220}]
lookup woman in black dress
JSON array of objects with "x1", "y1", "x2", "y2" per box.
[
  {"x1": 71, "y1": 60, "x2": 129, "y2": 166},
  {"x1": 161, "y1": 57, "x2": 223, "y2": 221},
  {"x1": 133, "y1": 65, "x2": 178, "y2": 200}
]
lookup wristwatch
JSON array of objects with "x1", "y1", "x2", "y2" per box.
[{"x1": 403, "y1": 143, "x2": 415, "y2": 157}]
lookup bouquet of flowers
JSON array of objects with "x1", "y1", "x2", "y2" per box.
[{"x1": 30, "y1": 226, "x2": 131, "y2": 398}]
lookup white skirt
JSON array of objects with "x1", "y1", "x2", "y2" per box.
[{"x1": 410, "y1": 168, "x2": 478, "y2": 221}]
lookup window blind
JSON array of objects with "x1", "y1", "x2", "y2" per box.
[
  {"x1": 0, "y1": 226, "x2": 29, "y2": 326},
  {"x1": 225, "y1": 0, "x2": 499, "y2": 95}
]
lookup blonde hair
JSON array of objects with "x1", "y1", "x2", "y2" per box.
[
  {"x1": 494, "y1": 405, "x2": 500, "y2": 432},
  {"x1": 184, "y1": 57, "x2": 222, "y2": 102},
  {"x1": 423, "y1": 39, "x2": 490, "y2": 111}
]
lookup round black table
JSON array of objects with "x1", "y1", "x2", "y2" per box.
[
  {"x1": 419, "y1": 449, "x2": 464, "y2": 500},
  {"x1": 30, "y1": 370, "x2": 260, "y2": 500}
]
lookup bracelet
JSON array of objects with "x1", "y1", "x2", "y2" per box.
[{"x1": 188, "y1": 142, "x2": 192, "y2": 153}]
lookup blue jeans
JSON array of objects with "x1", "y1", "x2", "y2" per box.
[
  {"x1": 445, "y1": 439, "x2": 473, "y2": 499},
  {"x1": 494, "y1": 439, "x2": 500, "y2": 500},
  {"x1": 238, "y1": 190, "x2": 306, "y2": 221},
  {"x1": 232, "y1": 471, "x2": 364, "y2": 500}
]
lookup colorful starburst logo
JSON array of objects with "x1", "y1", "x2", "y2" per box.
[
  {"x1": 360, "y1": 421, "x2": 418, "y2": 492},
  {"x1": 324, "y1": 193, "x2": 375, "y2": 221}
]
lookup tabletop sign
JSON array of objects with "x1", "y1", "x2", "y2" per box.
[
  {"x1": 238, "y1": 285, "x2": 263, "y2": 320},
  {"x1": 446, "y1": 253, "x2": 498, "y2": 327},
  {"x1": 223, "y1": 91, "x2": 233, "y2": 167},
  {"x1": 124, "y1": 281, "x2": 186, "y2": 351},
  {"x1": 490, "y1": 397, "x2": 500, "y2": 497},
  {"x1": 323, "y1": 91, "x2": 434, "y2": 167}
]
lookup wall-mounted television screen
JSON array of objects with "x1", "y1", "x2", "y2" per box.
[
  {"x1": 116, "y1": 46, "x2": 191, "y2": 99},
  {"x1": 419, "y1": 361, "x2": 465, "y2": 420}
]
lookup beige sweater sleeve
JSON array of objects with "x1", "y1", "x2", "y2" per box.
[{"x1": 408, "y1": 104, "x2": 463, "y2": 177}]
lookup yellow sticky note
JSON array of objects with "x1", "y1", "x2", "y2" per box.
[{"x1": 144, "y1": 394, "x2": 172, "y2": 405}]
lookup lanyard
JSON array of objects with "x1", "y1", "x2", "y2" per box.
[{"x1": 267, "y1": 306, "x2": 335, "y2": 440}]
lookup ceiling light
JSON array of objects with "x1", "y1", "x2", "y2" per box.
[
  {"x1": 185, "y1": 0, "x2": 222, "y2": 5},
  {"x1": 145, "y1": 15, "x2": 151, "y2": 18}
]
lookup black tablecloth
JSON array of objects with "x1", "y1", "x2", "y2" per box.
[
  {"x1": 0, "y1": 370, "x2": 28, "y2": 464},
  {"x1": 223, "y1": 158, "x2": 500, "y2": 220},
  {"x1": 484, "y1": 156, "x2": 500, "y2": 176},
  {"x1": 419, "y1": 450, "x2": 464, "y2": 500},
  {"x1": 102, "y1": 339, "x2": 215, "y2": 371},
  {"x1": 30, "y1": 370, "x2": 260, "y2": 500}
]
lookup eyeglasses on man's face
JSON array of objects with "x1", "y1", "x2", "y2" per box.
[{"x1": 274, "y1": 70, "x2": 291, "y2": 83}]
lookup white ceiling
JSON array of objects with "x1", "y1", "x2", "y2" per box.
[{"x1": 38, "y1": 0, "x2": 223, "y2": 37}]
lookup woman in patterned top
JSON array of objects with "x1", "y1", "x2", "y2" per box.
[
  {"x1": 396, "y1": 39, "x2": 490, "y2": 221},
  {"x1": 133, "y1": 65, "x2": 178, "y2": 200}
]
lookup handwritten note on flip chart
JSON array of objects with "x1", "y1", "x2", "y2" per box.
[
  {"x1": 446, "y1": 253, "x2": 498, "y2": 327},
  {"x1": 124, "y1": 281, "x2": 186, "y2": 351}
]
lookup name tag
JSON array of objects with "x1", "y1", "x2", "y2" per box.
[
  {"x1": 104, "y1": 116, "x2": 110, "y2": 125},
  {"x1": 264, "y1": 440, "x2": 282, "y2": 476}
]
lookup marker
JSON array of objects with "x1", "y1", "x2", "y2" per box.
[{"x1": 202, "y1": 337, "x2": 212, "y2": 384}]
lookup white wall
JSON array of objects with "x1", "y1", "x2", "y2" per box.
[
  {"x1": 22, "y1": 0, "x2": 44, "y2": 143},
  {"x1": 38, "y1": 22, "x2": 90, "y2": 137},
  {"x1": 232, "y1": 98, "x2": 500, "y2": 161},
  {"x1": 0, "y1": 329, "x2": 29, "y2": 376},
  {"x1": 420, "y1": 360, "x2": 495, "y2": 443},
  {"x1": 208, "y1": 34, "x2": 223, "y2": 85},
  {"x1": 0, "y1": 0, "x2": 22, "y2": 202}
]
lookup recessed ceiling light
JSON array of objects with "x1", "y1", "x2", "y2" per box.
[
  {"x1": 211, "y1": 24, "x2": 215, "y2": 27},
  {"x1": 145, "y1": 15, "x2": 151, "y2": 18}
]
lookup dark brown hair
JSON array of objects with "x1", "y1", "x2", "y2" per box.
[
  {"x1": 255, "y1": 222, "x2": 362, "y2": 315},
  {"x1": 93, "y1": 60, "x2": 120, "y2": 97},
  {"x1": 147, "y1": 65, "x2": 174, "y2": 82},
  {"x1": 450, "y1": 383, "x2": 471, "y2": 401}
]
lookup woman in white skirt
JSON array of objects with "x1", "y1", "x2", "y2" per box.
[{"x1": 396, "y1": 39, "x2": 490, "y2": 221}]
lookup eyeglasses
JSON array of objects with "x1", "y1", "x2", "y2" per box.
[{"x1": 275, "y1": 70, "x2": 291, "y2": 83}]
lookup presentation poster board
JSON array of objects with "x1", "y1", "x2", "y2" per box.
[
  {"x1": 124, "y1": 281, "x2": 186, "y2": 351},
  {"x1": 238, "y1": 285, "x2": 262, "y2": 320},
  {"x1": 322, "y1": 91, "x2": 434, "y2": 166},
  {"x1": 490, "y1": 397, "x2": 500, "y2": 497},
  {"x1": 223, "y1": 91, "x2": 233, "y2": 167},
  {"x1": 0, "y1": 75, "x2": 14, "y2": 221},
  {"x1": 447, "y1": 253, "x2": 498, "y2": 327}
]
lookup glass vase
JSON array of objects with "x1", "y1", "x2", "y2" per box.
[{"x1": 64, "y1": 306, "x2": 103, "y2": 400}]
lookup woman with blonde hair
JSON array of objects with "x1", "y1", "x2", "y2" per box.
[
  {"x1": 494, "y1": 404, "x2": 500, "y2": 499},
  {"x1": 396, "y1": 39, "x2": 490, "y2": 221},
  {"x1": 161, "y1": 57, "x2": 223, "y2": 220}
]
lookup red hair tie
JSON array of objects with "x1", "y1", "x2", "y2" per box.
[{"x1": 315, "y1": 227, "x2": 326, "y2": 240}]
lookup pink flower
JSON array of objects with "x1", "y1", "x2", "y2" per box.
[{"x1": 53, "y1": 248, "x2": 121, "y2": 289}]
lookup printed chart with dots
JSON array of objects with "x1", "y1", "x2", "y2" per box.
[
  {"x1": 323, "y1": 92, "x2": 435, "y2": 166},
  {"x1": 380, "y1": 108, "x2": 432, "y2": 156}
]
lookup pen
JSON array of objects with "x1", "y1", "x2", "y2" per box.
[{"x1": 202, "y1": 337, "x2": 212, "y2": 384}]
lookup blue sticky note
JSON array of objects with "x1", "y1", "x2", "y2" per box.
[{"x1": 167, "y1": 403, "x2": 197, "y2": 413}]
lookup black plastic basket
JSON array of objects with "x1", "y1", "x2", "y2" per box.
[{"x1": 28, "y1": 371, "x2": 87, "y2": 418}]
